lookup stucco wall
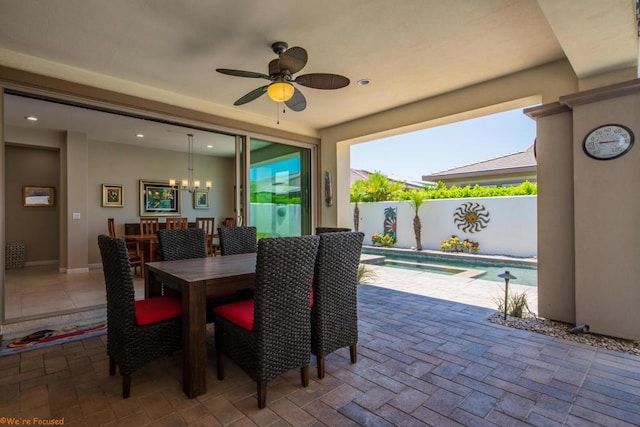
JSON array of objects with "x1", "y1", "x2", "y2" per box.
[{"x1": 354, "y1": 196, "x2": 537, "y2": 257}]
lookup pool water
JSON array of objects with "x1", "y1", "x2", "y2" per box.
[{"x1": 362, "y1": 248, "x2": 537, "y2": 287}]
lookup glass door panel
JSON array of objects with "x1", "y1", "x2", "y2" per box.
[{"x1": 248, "y1": 138, "x2": 311, "y2": 237}]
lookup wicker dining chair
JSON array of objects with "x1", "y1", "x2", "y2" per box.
[
  {"x1": 311, "y1": 231, "x2": 364, "y2": 378},
  {"x1": 97, "y1": 235, "x2": 182, "y2": 398},
  {"x1": 315, "y1": 227, "x2": 352, "y2": 234},
  {"x1": 214, "y1": 235, "x2": 320, "y2": 408},
  {"x1": 157, "y1": 228, "x2": 207, "y2": 261},
  {"x1": 217, "y1": 226, "x2": 257, "y2": 256},
  {"x1": 157, "y1": 228, "x2": 240, "y2": 321}
]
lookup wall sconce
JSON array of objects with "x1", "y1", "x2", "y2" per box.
[{"x1": 324, "y1": 171, "x2": 333, "y2": 207}]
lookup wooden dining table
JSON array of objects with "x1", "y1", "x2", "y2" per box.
[{"x1": 144, "y1": 253, "x2": 257, "y2": 398}]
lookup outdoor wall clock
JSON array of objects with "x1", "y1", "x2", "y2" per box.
[{"x1": 582, "y1": 124, "x2": 634, "y2": 160}]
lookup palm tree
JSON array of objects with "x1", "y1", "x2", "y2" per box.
[
  {"x1": 405, "y1": 189, "x2": 428, "y2": 250},
  {"x1": 350, "y1": 180, "x2": 366, "y2": 231},
  {"x1": 362, "y1": 172, "x2": 405, "y2": 202}
]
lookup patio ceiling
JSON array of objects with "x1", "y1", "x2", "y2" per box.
[{"x1": 0, "y1": 1, "x2": 636, "y2": 142}]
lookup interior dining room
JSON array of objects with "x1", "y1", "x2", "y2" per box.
[{"x1": 2, "y1": 92, "x2": 314, "y2": 323}]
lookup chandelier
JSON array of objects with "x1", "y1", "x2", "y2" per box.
[{"x1": 169, "y1": 133, "x2": 212, "y2": 193}]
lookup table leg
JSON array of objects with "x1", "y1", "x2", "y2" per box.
[
  {"x1": 181, "y1": 279, "x2": 207, "y2": 398},
  {"x1": 144, "y1": 266, "x2": 162, "y2": 298}
]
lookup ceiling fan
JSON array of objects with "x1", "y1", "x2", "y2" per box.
[{"x1": 216, "y1": 41, "x2": 350, "y2": 112}]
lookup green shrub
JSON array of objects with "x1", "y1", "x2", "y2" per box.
[
  {"x1": 357, "y1": 264, "x2": 376, "y2": 284},
  {"x1": 494, "y1": 291, "x2": 534, "y2": 318}
]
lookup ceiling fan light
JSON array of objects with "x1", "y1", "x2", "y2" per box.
[{"x1": 267, "y1": 82, "x2": 294, "y2": 102}]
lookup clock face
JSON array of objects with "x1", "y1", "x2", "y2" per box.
[{"x1": 583, "y1": 124, "x2": 634, "y2": 160}]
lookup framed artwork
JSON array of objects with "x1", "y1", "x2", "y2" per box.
[
  {"x1": 139, "y1": 179, "x2": 180, "y2": 216},
  {"x1": 102, "y1": 184, "x2": 124, "y2": 207},
  {"x1": 23, "y1": 186, "x2": 55, "y2": 207},
  {"x1": 194, "y1": 189, "x2": 209, "y2": 209}
]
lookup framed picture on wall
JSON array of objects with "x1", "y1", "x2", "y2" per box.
[
  {"x1": 23, "y1": 186, "x2": 55, "y2": 207},
  {"x1": 194, "y1": 189, "x2": 209, "y2": 209},
  {"x1": 139, "y1": 179, "x2": 180, "y2": 216},
  {"x1": 102, "y1": 184, "x2": 124, "y2": 207}
]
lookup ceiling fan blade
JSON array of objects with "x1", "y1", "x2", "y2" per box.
[
  {"x1": 217, "y1": 68, "x2": 270, "y2": 79},
  {"x1": 234, "y1": 85, "x2": 268, "y2": 106},
  {"x1": 294, "y1": 73, "x2": 350, "y2": 89},
  {"x1": 278, "y1": 46, "x2": 307, "y2": 74},
  {"x1": 285, "y1": 88, "x2": 307, "y2": 112}
]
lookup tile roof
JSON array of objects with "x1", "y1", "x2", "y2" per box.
[{"x1": 422, "y1": 144, "x2": 536, "y2": 180}]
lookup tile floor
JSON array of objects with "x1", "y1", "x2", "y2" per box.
[
  {"x1": 4, "y1": 265, "x2": 143, "y2": 321},
  {"x1": 1, "y1": 265, "x2": 639, "y2": 426}
]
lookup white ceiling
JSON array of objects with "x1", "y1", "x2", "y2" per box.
[{"x1": 0, "y1": 0, "x2": 637, "y2": 146}]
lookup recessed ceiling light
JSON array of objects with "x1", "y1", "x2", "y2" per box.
[
  {"x1": 25, "y1": 116, "x2": 38, "y2": 121},
  {"x1": 357, "y1": 79, "x2": 371, "y2": 86},
  {"x1": 206, "y1": 144, "x2": 213, "y2": 148},
  {"x1": 136, "y1": 133, "x2": 144, "y2": 138}
]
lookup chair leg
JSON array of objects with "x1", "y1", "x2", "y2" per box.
[
  {"x1": 350, "y1": 344, "x2": 357, "y2": 364},
  {"x1": 122, "y1": 374, "x2": 131, "y2": 399},
  {"x1": 301, "y1": 366, "x2": 309, "y2": 387},
  {"x1": 109, "y1": 356, "x2": 116, "y2": 376},
  {"x1": 317, "y1": 356, "x2": 325, "y2": 379},
  {"x1": 217, "y1": 350, "x2": 225, "y2": 380},
  {"x1": 257, "y1": 382, "x2": 267, "y2": 409}
]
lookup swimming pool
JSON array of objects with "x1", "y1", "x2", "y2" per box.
[{"x1": 361, "y1": 247, "x2": 537, "y2": 287}]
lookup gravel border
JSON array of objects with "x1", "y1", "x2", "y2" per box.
[{"x1": 487, "y1": 312, "x2": 640, "y2": 356}]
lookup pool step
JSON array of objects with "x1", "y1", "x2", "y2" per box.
[
  {"x1": 382, "y1": 259, "x2": 487, "y2": 279},
  {"x1": 360, "y1": 254, "x2": 385, "y2": 265}
]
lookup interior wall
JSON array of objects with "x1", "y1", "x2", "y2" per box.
[
  {"x1": 4, "y1": 125, "x2": 235, "y2": 267},
  {"x1": 4, "y1": 144, "x2": 60, "y2": 264},
  {"x1": 87, "y1": 139, "x2": 235, "y2": 264}
]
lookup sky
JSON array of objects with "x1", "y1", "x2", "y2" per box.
[{"x1": 350, "y1": 107, "x2": 537, "y2": 182}]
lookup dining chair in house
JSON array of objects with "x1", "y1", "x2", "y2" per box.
[
  {"x1": 315, "y1": 227, "x2": 352, "y2": 234},
  {"x1": 220, "y1": 217, "x2": 236, "y2": 227},
  {"x1": 311, "y1": 231, "x2": 364, "y2": 378},
  {"x1": 166, "y1": 217, "x2": 188, "y2": 229},
  {"x1": 139, "y1": 217, "x2": 160, "y2": 234},
  {"x1": 195, "y1": 217, "x2": 216, "y2": 256},
  {"x1": 107, "y1": 218, "x2": 144, "y2": 278},
  {"x1": 213, "y1": 235, "x2": 320, "y2": 408},
  {"x1": 217, "y1": 226, "x2": 257, "y2": 256},
  {"x1": 97, "y1": 234, "x2": 182, "y2": 398}
]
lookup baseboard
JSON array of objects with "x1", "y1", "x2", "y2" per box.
[
  {"x1": 24, "y1": 260, "x2": 58, "y2": 267},
  {"x1": 65, "y1": 267, "x2": 90, "y2": 274}
]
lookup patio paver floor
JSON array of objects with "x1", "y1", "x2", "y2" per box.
[{"x1": 0, "y1": 265, "x2": 638, "y2": 426}]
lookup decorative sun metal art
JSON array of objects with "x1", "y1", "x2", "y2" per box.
[{"x1": 453, "y1": 202, "x2": 490, "y2": 233}]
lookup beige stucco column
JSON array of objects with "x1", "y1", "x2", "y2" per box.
[
  {"x1": 528, "y1": 79, "x2": 640, "y2": 341},
  {"x1": 525, "y1": 103, "x2": 575, "y2": 325}
]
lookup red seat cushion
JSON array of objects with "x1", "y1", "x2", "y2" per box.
[
  {"x1": 214, "y1": 299, "x2": 254, "y2": 331},
  {"x1": 134, "y1": 296, "x2": 182, "y2": 326}
]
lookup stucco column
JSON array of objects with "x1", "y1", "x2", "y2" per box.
[{"x1": 525, "y1": 103, "x2": 575, "y2": 325}]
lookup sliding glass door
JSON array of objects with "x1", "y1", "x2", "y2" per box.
[{"x1": 248, "y1": 138, "x2": 311, "y2": 237}]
